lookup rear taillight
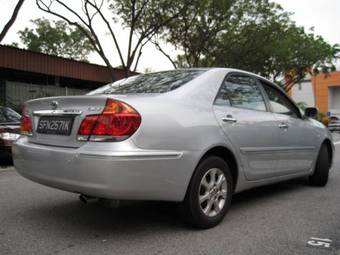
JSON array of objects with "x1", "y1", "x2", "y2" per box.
[
  {"x1": 77, "y1": 99, "x2": 141, "y2": 142},
  {"x1": 20, "y1": 108, "x2": 33, "y2": 136}
]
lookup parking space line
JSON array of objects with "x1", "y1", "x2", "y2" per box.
[{"x1": 334, "y1": 141, "x2": 340, "y2": 145}]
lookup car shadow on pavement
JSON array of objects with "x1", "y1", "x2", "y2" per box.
[
  {"x1": 231, "y1": 178, "x2": 307, "y2": 208},
  {"x1": 21, "y1": 200, "x2": 190, "y2": 243},
  {"x1": 16, "y1": 178, "x2": 311, "y2": 236}
]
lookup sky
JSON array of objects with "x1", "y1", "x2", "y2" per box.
[{"x1": 1, "y1": 0, "x2": 340, "y2": 72}]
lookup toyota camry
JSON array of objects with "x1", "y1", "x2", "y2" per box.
[{"x1": 13, "y1": 68, "x2": 334, "y2": 228}]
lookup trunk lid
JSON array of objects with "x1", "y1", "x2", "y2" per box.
[{"x1": 25, "y1": 96, "x2": 109, "y2": 148}]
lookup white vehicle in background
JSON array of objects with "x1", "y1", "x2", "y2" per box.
[{"x1": 328, "y1": 116, "x2": 340, "y2": 132}]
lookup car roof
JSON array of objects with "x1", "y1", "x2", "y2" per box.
[{"x1": 172, "y1": 67, "x2": 278, "y2": 84}]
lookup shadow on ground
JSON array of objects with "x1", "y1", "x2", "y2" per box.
[{"x1": 17, "y1": 177, "x2": 310, "y2": 234}]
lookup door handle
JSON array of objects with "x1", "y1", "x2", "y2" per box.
[
  {"x1": 222, "y1": 115, "x2": 237, "y2": 123},
  {"x1": 278, "y1": 123, "x2": 288, "y2": 129}
]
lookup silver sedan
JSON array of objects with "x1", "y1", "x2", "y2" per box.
[{"x1": 13, "y1": 68, "x2": 334, "y2": 228}]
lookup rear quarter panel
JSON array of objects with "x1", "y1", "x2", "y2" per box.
[{"x1": 124, "y1": 69, "x2": 247, "y2": 195}]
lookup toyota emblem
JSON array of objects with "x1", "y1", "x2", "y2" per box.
[{"x1": 50, "y1": 101, "x2": 59, "y2": 110}]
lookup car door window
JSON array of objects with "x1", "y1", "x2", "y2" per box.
[
  {"x1": 261, "y1": 81, "x2": 300, "y2": 118},
  {"x1": 215, "y1": 74, "x2": 267, "y2": 111}
]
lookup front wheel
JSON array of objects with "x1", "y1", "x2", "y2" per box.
[
  {"x1": 309, "y1": 144, "x2": 330, "y2": 187},
  {"x1": 182, "y1": 156, "x2": 233, "y2": 229}
]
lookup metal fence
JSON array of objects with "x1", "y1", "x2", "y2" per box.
[{"x1": 4, "y1": 81, "x2": 89, "y2": 112}]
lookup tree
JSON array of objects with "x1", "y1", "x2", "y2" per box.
[
  {"x1": 0, "y1": 0, "x2": 25, "y2": 43},
  {"x1": 154, "y1": 0, "x2": 235, "y2": 68},
  {"x1": 36, "y1": 0, "x2": 189, "y2": 78},
  {"x1": 17, "y1": 18, "x2": 95, "y2": 61},
  {"x1": 158, "y1": 0, "x2": 339, "y2": 91},
  {"x1": 278, "y1": 27, "x2": 339, "y2": 91}
]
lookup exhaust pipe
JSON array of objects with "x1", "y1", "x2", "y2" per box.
[
  {"x1": 79, "y1": 194, "x2": 123, "y2": 208},
  {"x1": 79, "y1": 194, "x2": 99, "y2": 204}
]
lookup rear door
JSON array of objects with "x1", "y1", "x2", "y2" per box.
[
  {"x1": 260, "y1": 80, "x2": 317, "y2": 174},
  {"x1": 213, "y1": 73, "x2": 281, "y2": 181}
]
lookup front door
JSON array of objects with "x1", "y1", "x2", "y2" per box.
[{"x1": 260, "y1": 80, "x2": 317, "y2": 174}]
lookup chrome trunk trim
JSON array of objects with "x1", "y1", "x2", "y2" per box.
[{"x1": 33, "y1": 110, "x2": 82, "y2": 116}]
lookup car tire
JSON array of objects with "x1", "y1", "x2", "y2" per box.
[
  {"x1": 309, "y1": 144, "x2": 330, "y2": 187},
  {"x1": 181, "y1": 156, "x2": 233, "y2": 229}
]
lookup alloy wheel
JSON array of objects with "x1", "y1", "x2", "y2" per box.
[{"x1": 198, "y1": 168, "x2": 227, "y2": 217}]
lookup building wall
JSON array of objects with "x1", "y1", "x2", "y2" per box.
[
  {"x1": 328, "y1": 87, "x2": 340, "y2": 116},
  {"x1": 313, "y1": 71, "x2": 340, "y2": 115},
  {"x1": 5, "y1": 81, "x2": 89, "y2": 111},
  {"x1": 290, "y1": 80, "x2": 315, "y2": 107}
]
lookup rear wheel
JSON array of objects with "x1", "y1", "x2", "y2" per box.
[
  {"x1": 309, "y1": 144, "x2": 330, "y2": 187},
  {"x1": 182, "y1": 156, "x2": 233, "y2": 229}
]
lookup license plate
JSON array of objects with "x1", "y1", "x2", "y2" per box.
[{"x1": 37, "y1": 116, "x2": 74, "y2": 135}]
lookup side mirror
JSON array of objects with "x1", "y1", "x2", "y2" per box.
[{"x1": 305, "y1": 107, "x2": 319, "y2": 119}]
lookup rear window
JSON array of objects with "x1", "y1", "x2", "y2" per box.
[
  {"x1": 0, "y1": 107, "x2": 21, "y2": 123},
  {"x1": 88, "y1": 70, "x2": 206, "y2": 95}
]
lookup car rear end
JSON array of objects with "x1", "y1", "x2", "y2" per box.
[
  {"x1": 0, "y1": 125, "x2": 20, "y2": 160},
  {"x1": 13, "y1": 70, "x2": 211, "y2": 201},
  {"x1": 13, "y1": 95, "x2": 177, "y2": 200},
  {"x1": 0, "y1": 107, "x2": 21, "y2": 161}
]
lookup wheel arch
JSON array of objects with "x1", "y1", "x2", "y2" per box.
[
  {"x1": 195, "y1": 146, "x2": 239, "y2": 191},
  {"x1": 322, "y1": 138, "x2": 333, "y2": 164}
]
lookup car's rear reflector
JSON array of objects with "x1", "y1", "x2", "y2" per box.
[{"x1": 20, "y1": 107, "x2": 33, "y2": 136}]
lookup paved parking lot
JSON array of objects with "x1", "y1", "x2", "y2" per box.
[{"x1": 0, "y1": 133, "x2": 340, "y2": 255}]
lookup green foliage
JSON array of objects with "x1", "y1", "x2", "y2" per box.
[
  {"x1": 32, "y1": 0, "x2": 339, "y2": 82},
  {"x1": 162, "y1": 0, "x2": 234, "y2": 68},
  {"x1": 17, "y1": 18, "x2": 95, "y2": 61},
  {"x1": 318, "y1": 111, "x2": 329, "y2": 125},
  {"x1": 110, "y1": 0, "x2": 186, "y2": 32},
  {"x1": 35, "y1": 0, "x2": 190, "y2": 75},
  {"x1": 159, "y1": 0, "x2": 339, "y2": 90},
  {"x1": 108, "y1": 0, "x2": 190, "y2": 70}
]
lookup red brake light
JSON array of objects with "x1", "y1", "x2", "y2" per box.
[
  {"x1": 78, "y1": 116, "x2": 98, "y2": 136},
  {"x1": 20, "y1": 110, "x2": 33, "y2": 136},
  {"x1": 77, "y1": 99, "x2": 141, "y2": 142}
]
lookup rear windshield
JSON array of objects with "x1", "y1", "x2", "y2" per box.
[
  {"x1": 0, "y1": 107, "x2": 21, "y2": 123},
  {"x1": 88, "y1": 70, "x2": 206, "y2": 95}
]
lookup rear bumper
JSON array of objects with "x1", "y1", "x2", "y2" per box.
[{"x1": 13, "y1": 137, "x2": 197, "y2": 201}]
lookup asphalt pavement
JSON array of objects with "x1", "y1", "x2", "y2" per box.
[{"x1": 1, "y1": 133, "x2": 340, "y2": 255}]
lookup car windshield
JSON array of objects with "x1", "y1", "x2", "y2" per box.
[
  {"x1": 0, "y1": 107, "x2": 21, "y2": 123},
  {"x1": 88, "y1": 70, "x2": 206, "y2": 95}
]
